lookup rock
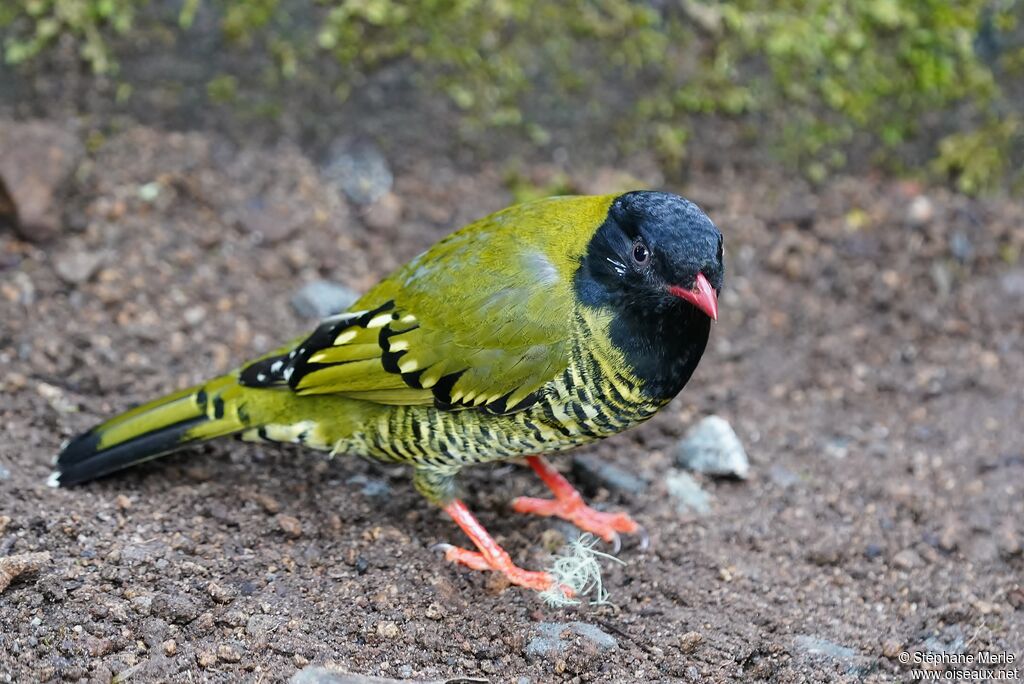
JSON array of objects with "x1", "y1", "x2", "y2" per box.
[
  {"x1": 0, "y1": 464, "x2": 9, "y2": 481},
  {"x1": 346, "y1": 474, "x2": 391, "y2": 498},
  {"x1": 375, "y1": 620, "x2": 400, "y2": 639},
  {"x1": 949, "y1": 231, "x2": 974, "y2": 263},
  {"x1": 361, "y1": 191, "x2": 403, "y2": 231},
  {"x1": 252, "y1": 492, "x2": 281, "y2": 514},
  {"x1": 151, "y1": 592, "x2": 202, "y2": 624},
  {"x1": 528, "y1": 618, "x2": 614, "y2": 655},
  {"x1": 572, "y1": 455, "x2": 648, "y2": 495},
  {"x1": 906, "y1": 195, "x2": 934, "y2": 226},
  {"x1": 1000, "y1": 269, "x2": 1024, "y2": 297},
  {"x1": 770, "y1": 193, "x2": 817, "y2": 229},
  {"x1": 245, "y1": 614, "x2": 283, "y2": 639},
  {"x1": 217, "y1": 643, "x2": 244, "y2": 663},
  {"x1": 277, "y1": 514, "x2": 303, "y2": 538},
  {"x1": 0, "y1": 551, "x2": 50, "y2": 593},
  {"x1": 291, "y1": 667, "x2": 412, "y2": 683},
  {"x1": 767, "y1": 465, "x2": 799, "y2": 487},
  {"x1": 891, "y1": 548, "x2": 922, "y2": 570},
  {"x1": 921, "y1": 624, "x2": 967, "y2": 654},
  {"x1": 54, "y1": 249, "x2": 106, "y2": 285},
  {"x1": 793, "y1": 635, "x2": 874, "y2": 676},
  {"x1": 525, "y1": 622, "x2": 618, "y2": 659},
  {"x1": 665, "y1": 470, "x2": 711, "y2": 514},
  {"x1": 206, "y1": 581, "x2": 236, "y2": 604},
  {"x1": 0, "y1": 120, "x2": 83, "y2": 241},
  {"x1": 238, "y1": 199, "x2": 310, "y2": 244},
  {"x1": 678, "y1": 631, "x2": 704, "y2": 653},
  {"x1": 321, "y1": 138, "x2": 393, "y2": 206},
  {"x1": 291, "y1": 280, "x2": 360, "y2": 319},
  {"x1": 676, "y1": 415, "x2": 749, "y2": 479}
]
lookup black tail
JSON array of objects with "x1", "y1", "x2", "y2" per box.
[{"x1": 51, "y1": 376, "x2": 245, "y2": 487}]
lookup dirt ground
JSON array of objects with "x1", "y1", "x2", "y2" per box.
[{"x1": 1, "y1": 125, "x2": 1022, "y2": 683}]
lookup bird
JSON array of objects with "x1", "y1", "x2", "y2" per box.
[{"x1": 50, "y1": 190, "x2": 724, "y2": 593}]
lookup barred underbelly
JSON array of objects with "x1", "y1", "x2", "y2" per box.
[{"x1": 349, "y1": 339, "x2": 663, "y2": 467}]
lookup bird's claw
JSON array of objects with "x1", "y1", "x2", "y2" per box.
[
  {"x1": 608, "y1": 531, "x2": 622, "y2": 555},
  {"x1": 511, "y1": 495, "x2": 641, "y2": 549},
  {"x1": 439, "y1": 543, "x2": 557, "y2": 592},
  {"x1": 636, "y1": 524, "x2": 650, "y2": 552}
]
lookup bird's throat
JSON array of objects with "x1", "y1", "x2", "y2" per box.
[{"x1": 607, "y1": 305, "x2": 711, "y2": 401}]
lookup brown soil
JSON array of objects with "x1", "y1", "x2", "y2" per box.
[{"x1": 1, "y1": 126, "x2": 1022, "y2": 683}]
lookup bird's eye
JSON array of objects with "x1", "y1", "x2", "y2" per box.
[{"x1": 631, "y1": 241, "x2": 650, "y2": 266}]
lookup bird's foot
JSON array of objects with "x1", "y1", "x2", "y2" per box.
[
  {"x1": 513, "y1": 455, "x2": 641, "y2": 550},
  {"x1": 441, "y1": 499, "x2": 572, "y2": 596},
  {"x1": 434, "y1": 543, "x2": 557, "y2": 592},
  {"x1": 511, "y1": 495, "x2": 639, "y2": 545}
]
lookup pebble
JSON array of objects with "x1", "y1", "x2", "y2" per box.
[
  {"x1": 891, "y1": 548, "x2": 922, "y2": 570},
  {"x1": 246, "y1": 614, "x2": 283, "y2": 638},
  {"x1": 253, "y1": 492, "x2": 282, "y2": 514},
  {"x1": 525, "y1": 622, "x2": 618, "y2": 659},
  {"x1": 150, "y1": 592, "x2": 202, "y2": 624},
  {"x1": 0, "y1": 551, "x2": 50, "y2": 594},
  {"x1": 678, "y1": 631, "x2": 704, "y2": 653},
  {"x1": 572, "y1": 455, "x2": 648, "y2": 495},
  {"x1": 321, "y1": 138, "x2": 393, "y2": 205},
  {"x1": 362, "y1": 191, "x2": 403, "y2": 231},
  {"x1": 292, "y1": 666, "x2": 407, "y2": 683},
  {"x1": 291, "y1": 280, "x2": 360, "y2": 319},
  {"x1": 0, "y1": 120, "x2": 84, "y2": 241},
  {"x1": 163, "y1": 639, "x2": 177, "y2": 656},
  {"x1": 217, "y1": 643, "x2": 244, "y2": 663},
  {"x1": 665, "y1": 470, "x2": 711, "y2": 514},
  {"x1": 206, "y1": 581, "x2": 236, "y2": 604},
  {"x1": 906, "y1": 195, "x2": 934, "y2": 226},
  {"x1": 793, "y1": 635, "x2": 873, "y2": 675},
  {"x1": 346, "y1": 474, "x2": 391, "y2": 497},
  {"x1": 238, "y1": 199, "x2": 309, "y2": 244},
  {"x1": 0, "y1": 464, "x2": 10, "y2": 481},
  {"x1": 54, "y1": 250, "x2": 106, "y2": 285},
  {"x1": 375, "y1": 620, "x2": 400, "y2": 638},
  {"x1": 676, "y1": 415, "x2": 749, "y2": 479},
  {"x1": 277, "y1": 514, "x2": 303, "y2": 538}
]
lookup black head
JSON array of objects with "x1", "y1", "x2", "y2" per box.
[
  {"x1": 575, "y1": 191, "x2": 724, "y2": 400},
  {"x1": 577, "y1": 191, "x2": 724, "y2": 317}
]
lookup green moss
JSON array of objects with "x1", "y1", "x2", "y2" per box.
[{"x1": 2, "y1": 0, "x2": 1020, "y2": 193}]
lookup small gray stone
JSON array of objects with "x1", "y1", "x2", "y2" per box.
[
  {"x1": 346, "y1": 474, "x2": 391, "y2": 498},
  {"x1": 793, "y1": 635, "x2": 874, "y2": 675},
  {"x1": 151, "y1": 592, "x2": 202, "y2": 624},
  {"x1": 0, "y1": 464, "x2": 9, "y2": 481},
  {"x1": 949, "y1": 230, "x2": 974, "y2": 263},
  {"x1": 290, "y1": 666, "x2": 412, "y2": 683},
  {"x1": 525, "y1": 622, "x2": 618, "y2": 659},
  {"x1": 238, "y1": 199, "x2": 309, "y2": 244},
  {"x1": 572, "y1": 455, "x2": 648, "y2": 495},
  {"x1": 291, "y1": 280, "x2": 360, "y2": 319},
  {"x1": 665, "y1": 470, "x2": 711, "y2": 514},
  {"x1": 321, "y1": 138, "x2": 393, "y2": 206},
  {"x1": 676, "y1": 415, "x2": 749, "y2": 479},
  {"x1": 246, "y1": 613, "x2": 283, "y2": 639},
  {"x1": 54, "y1": 250, "x2": 106, "y2": 285}
]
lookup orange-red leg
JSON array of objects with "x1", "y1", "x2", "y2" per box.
[
  {"x1": 439, "y1": 499, "x2": 556, "y2": 592},
  {"x1": 512, "y1": 455, "x2": 640, "y2": 545}
]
